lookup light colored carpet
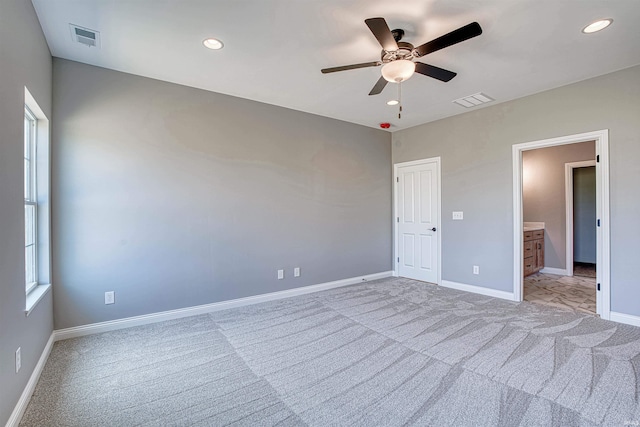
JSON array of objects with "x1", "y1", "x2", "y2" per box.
[{"x1": 20, "y1": 277, "x2": 640, "y2": 426}]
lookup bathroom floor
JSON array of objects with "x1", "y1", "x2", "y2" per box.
[
  {"x1": 524, "y1": 272, "x2": 596, "y2": 315},
  {"x1": 573, "y1": 262, "x2": 596, "y2": 278}
]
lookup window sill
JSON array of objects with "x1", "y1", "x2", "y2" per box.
[{"x1": 25, "y1": 284, "x2": 51, "y2": 316}]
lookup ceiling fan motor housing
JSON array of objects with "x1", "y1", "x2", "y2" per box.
[{"x1": 381, "y1": 41, "x2": 416, "y2": 63}]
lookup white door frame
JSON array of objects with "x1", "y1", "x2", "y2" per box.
[
  {"x1": 565, "y1": 160, "x2": 597, "y2": 277},
  {"x1": 393, "y1": 157, "x2": 442, "y2": 284},
  {"x1": 512, "y1": 130, "x2": 610, "y2": 319}
]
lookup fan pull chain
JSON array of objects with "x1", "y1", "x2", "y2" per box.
[{"x1": 398, "y1": 81, "x2": 403, "y2": 119}]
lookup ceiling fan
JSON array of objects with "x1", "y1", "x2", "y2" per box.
[{"x1": 321, "y1": 18, "x2": 483, "y2": 96}]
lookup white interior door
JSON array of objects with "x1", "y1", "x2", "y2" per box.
[{"x1": 396, "y1": 160, "x2": 440, "y2": 283}]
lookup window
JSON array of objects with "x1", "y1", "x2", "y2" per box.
[
  {"x1": 24, "y1": 106, "x2": 38, "y2": 294},
  {"x1": 23, "y1": 87, "x2": 51, "y2": 313}
]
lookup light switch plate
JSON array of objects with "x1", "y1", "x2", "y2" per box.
[
  {"x1": 294, "y1": 267, "x2": 300, "y2": 277},
  {"x1": 453, "y1": 211, "x2": 463, "y2": 220},
  {"x1": 105, "y1": 291, "x2": 115, "y2": 305},
  {"x1": 277, "y1": 269, "x2": 284, "y2": 280}
]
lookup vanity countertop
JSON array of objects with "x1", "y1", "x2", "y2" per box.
[{"x1": 523, "y1": 222, "x2": 545, "y2": 232}]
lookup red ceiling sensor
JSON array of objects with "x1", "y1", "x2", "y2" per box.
[{"x1": 379, "y1": 122, "x2": 391, "y2": 129}]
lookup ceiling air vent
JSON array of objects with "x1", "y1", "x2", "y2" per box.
[
  {"x1": 69, "y1": 24, "x2": 100, "y2": 48},
  {"x1": 453, "y1": 92, "x2": 494, "y2": 108}
]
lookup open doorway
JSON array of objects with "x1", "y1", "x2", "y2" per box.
[
  {"x1": 512, "y1": 130, "x2": 610, "y2": 320},
  {"x1": 520, "y1": 143, "x2": 595, "y2": 314},
  {"x1": 566, "y1": 161, "x2": 597, "y2": 278}
]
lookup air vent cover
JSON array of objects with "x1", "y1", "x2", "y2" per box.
[
  {"x1": 453, "y1": 92, "x2": 494, "y2": 108},
  {"x1": 69, "y1": 24, "x2": 100, "y2": 48}
]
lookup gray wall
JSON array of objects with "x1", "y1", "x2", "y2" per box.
[
  {"x1": 522, "y1": 141, "x2": 595, "y2": 269},
  {"x1": 392, "y1": 64, "x2": 640, "y2": 317},
  {"x1": 52, "y1": 59, "x2": 392, "y2": 330},
  {"x1": 0, "y1": 0, "x2": 53, "y2": 424},
  {"x1": 574, "y1": 166, "x2": 596, "y2": 263}
]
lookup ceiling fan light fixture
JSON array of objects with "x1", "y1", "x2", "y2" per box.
[
  {"x1": 381, "y1": 60, "x2": 416, "y2": 83},
  {"x1": 203, "y1": 38, "x2": 224, "y2": 50},
  {"x1": 387, "y1": 100, "x2": 399, "y2": 106},
  {"x1": 582, "y1": 19, "x2": 613, "y2": 34}
]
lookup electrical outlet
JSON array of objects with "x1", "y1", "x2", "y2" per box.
[
  {"x1": 294, "y1": 267, "x2": 300, "y2": 277},
  {"x1": 473, "y1": 265, "x2": 480, "y2": 275},
  {"x1": 277, "y1": 269, "x2": 284, "y2": 280},
  {"x1": 105, "y1": 291, "x2": 115, "y2": 305},
  {"x1": 15, "y1": 347, "x2": 21, "y2": 373},
  {"x1": 453, "y1": 211, "x2": 464, "y2": 220}
]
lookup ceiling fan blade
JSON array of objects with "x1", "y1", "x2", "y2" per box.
[
  {"x1": 321, "y1": 61, "x2": 380, "y2": 74},
  {"x1": 415, "y1": 62, "x2": 457, "y2": 82},
  {"x1": 368, "y1": 76, "x2": 388, "y2": 96},
  {"x1": 415, "y1": 22, "x2": 482, "y2": 57},
  {"x1": 365, "y1": 17, "x2": 398, "y2": 51}
]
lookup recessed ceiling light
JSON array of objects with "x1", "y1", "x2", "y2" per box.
[
  {"x1": 203, "y1": 38, "x2": 224, "y2": 50},
  {"x1": 582, "y1": 19, "x2": 613, "y2": 34},
  {"x1": 387, "y1": 100, "x2": 399, "y2": 106}
]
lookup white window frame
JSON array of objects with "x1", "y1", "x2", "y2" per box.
[
  {"x1": 23, "y1": 87, "x2": 52, "y2": 315},
  {"x1": 24, "y1": 106, "x2": 38, "y2": 294}
]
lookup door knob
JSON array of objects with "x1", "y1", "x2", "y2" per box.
[{"x1": 431, "y1": 227, "x2": 437, "y2": 232}]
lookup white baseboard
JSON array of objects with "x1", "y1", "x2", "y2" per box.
[
  {"x1": 609, "y1": 311, "x2": 640, "y2": 327},
  {"x1": 441, "y1": 280, "x2": 517, "y2": 302},
  {"x1": 5, "y1": 333, "x2": 54, "y2": 427},
  {"x1": 54, "y1": 271, "x2": 393, "y2": 341},
  {"x1": 540, "y1": 267, "x2": 568, "y2": 276}
]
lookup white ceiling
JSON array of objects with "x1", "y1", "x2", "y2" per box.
[{"x1": 32, "y1": 0, "x2": 640, "y2": 131}]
